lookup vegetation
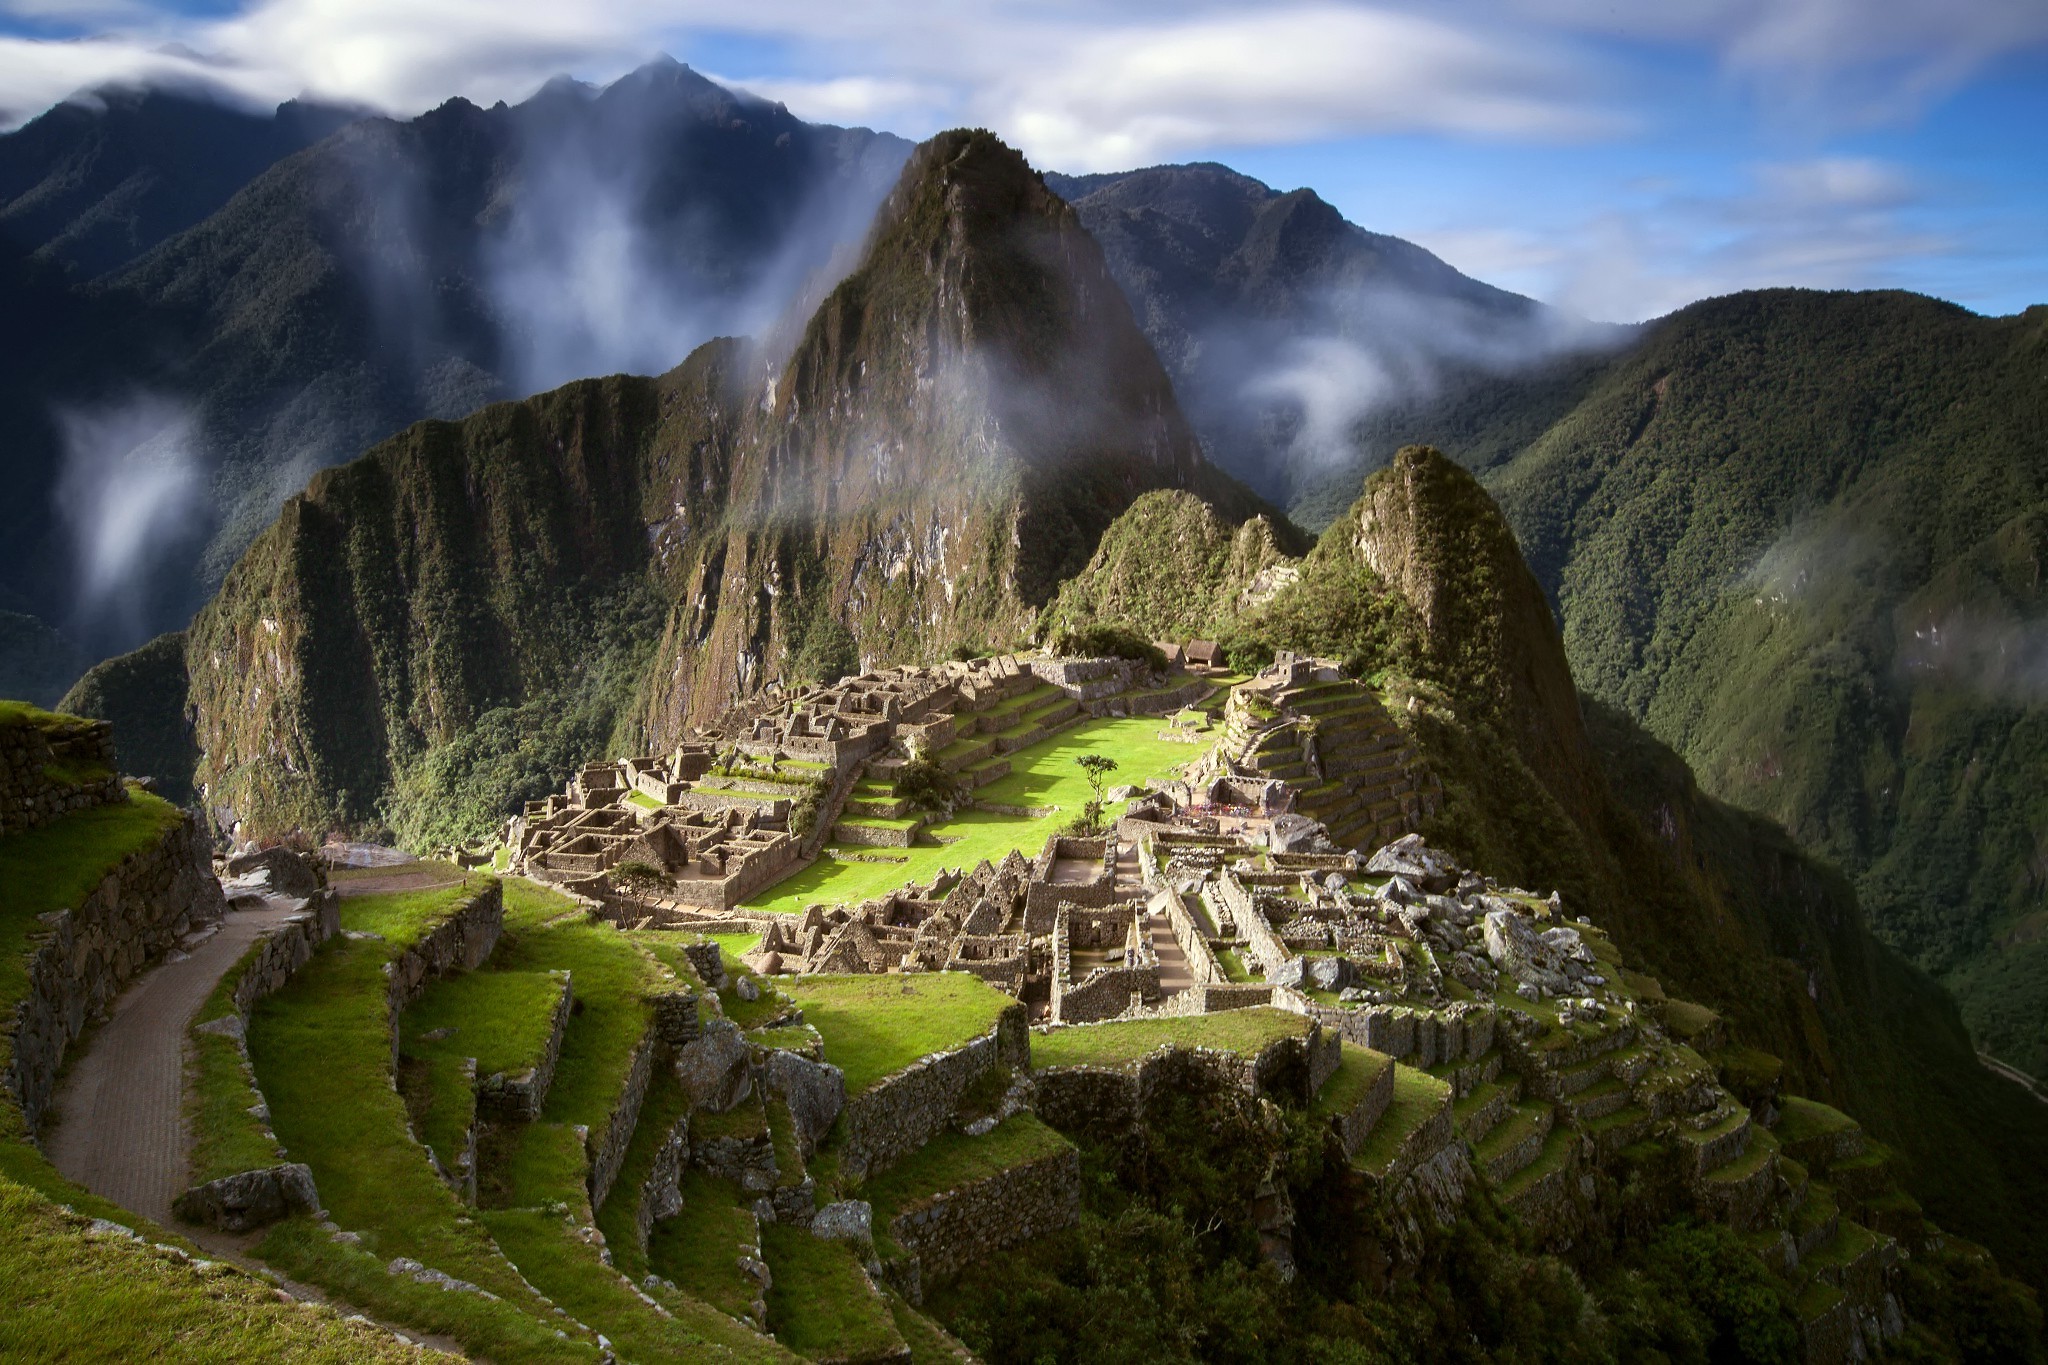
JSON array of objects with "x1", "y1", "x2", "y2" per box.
[
  {"x1": 1031, "y1": 1008, "x2": 1310, "y2": 1070},
  {"x1": 0, "y1": 1174, "x2": 425, "y2": 1363},
  {"x1": 761, "y1": 1221, "x2": 904, "y2": 1359},
  {"x1": 861, "y1": 1114, "x2": 1073, "y2": 1230},
  {"x1": 783, "y1": 973, "x2": 1015, "y2": 1094}
]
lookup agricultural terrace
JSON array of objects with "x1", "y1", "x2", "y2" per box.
[
  {"x1": 782, "y1": 974, "x2": 1017, "y2": 1094},
  {"x1": 744, "y1": 716, "x2": 1193, "y2": 914}
]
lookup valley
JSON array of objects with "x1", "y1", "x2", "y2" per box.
[{"x1": 0, "y1": 61, "x2": 2042, "y2": 1365}]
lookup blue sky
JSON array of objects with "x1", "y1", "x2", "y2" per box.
[{"x1": 3, "y1": 0, "x2": 2043, "y2": 321}]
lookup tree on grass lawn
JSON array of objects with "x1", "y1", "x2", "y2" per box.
[{"x1": 1076, "y1": 753, "x2": 1118, "y2": 830}]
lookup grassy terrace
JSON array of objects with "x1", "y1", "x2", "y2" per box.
[
  {"x1": 1775, "y1": 1095, "x2": 1860, "y2": 1149},
  {"x1": 399, "y1": 968, "x2": 566, "y2": 1176},
  {"x1": 0, "y1": 790, "x2": 184, "y2": 1052},
  {"x1": 1311, "y1": 1043, "x2": 1393, "y2": 1119},
  {"x1": 1031, "y1": 1007, "x2": 1312, "y2": 1070},
  {"x1": 649, "y1": 1172, "x2": 760, "y2": 1321},
  {"x1": 762, "y1": 1221, "x2": 904, "y2": 1361},
  {"x1": 786, "y1": 973, "x2": 1016, "y2": 1095},
  {"x1": 744, "y1": 716, "x2": 1194, "y2": 914},
  {"x1": 0, "y1": 1174, "x2": 422, "y2": 1363},
  {"x1": 448, "y1": 880, "x2": 786, "y2": 1361},
  {"x1": 245, "y1": 880, "x2": 596, "y2": 1362},
  {"x1": 859, "y1": 1114, "x2": 1072, "y2": 1239},
  {"x1": 1352, "y1": 1064, "x2": 1452, "y2": 1178},
  {"x1": 187, "y1": 941, "x2": 284, "y2": 1185}
]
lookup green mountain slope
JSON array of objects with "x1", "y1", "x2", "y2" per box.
[
  {"x1": 1055, "y1": 446, "x2": 2048, "y2": 1298},
  {"x1": 154, "y1": 130, "x2": 1276, "y2": 845},
  {"x1": 1470, "y1": 291, "x2": 2048, "y2": 1083}
]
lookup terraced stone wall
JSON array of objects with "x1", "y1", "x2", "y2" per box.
[
  {"x1": 4, "y1": 811, "x2": 226, "y2": 1135},
  {"x1": 841, "y1": 1006, "x2": 1031, "y2": 1180},
  {"x1": 888, "y1": 1144, "x2": 1081, "y2": 1298},
  {"x1": 382, "y1": 882, "x2": 503, "y2": 1071},
  {"x1": 0, "y1": 716, "x2": 125, "y2": 836}
]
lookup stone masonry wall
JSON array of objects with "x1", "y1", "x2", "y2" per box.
[
  {"x1": 5, "y1": 811, "x2": 226, "y2": 1136},
  {"x1": 889, "y1": 1145, "x2": 1081, "y2": 1297},
  {"x1": 382, "y1": 881, "x2": 504, "y2": 1072},
  {"x1": 0, "y1": 716, "x2": 126, "y2": 837},
  {"x1": 590, "y1": 1025, "x2": 662, "y2": 1211},
  {"x1": 229, "y1": 890, "x2": 341, "y2": 1017},
  {"x1": 477, "y1": 970, "x2": 574, "y2": 1122},
  {"x1": 841, "y1": 1005, "x2": 1030, "y2": 1181}
]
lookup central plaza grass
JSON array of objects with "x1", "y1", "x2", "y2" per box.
[
  {"x1": 743, "y1": 716, "x2": 1195, "y2": 914},
  {"x1": 783, "y1": 973, "x2": 1016, "y2": 1095},
  {"x1": 1030, "y1": 1007, "x2": 1312, "y2": 1070}
]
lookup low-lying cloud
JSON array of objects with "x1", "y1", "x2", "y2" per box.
[{"x1": 52, "y1": 393, "x2": 207, "y2": 640}]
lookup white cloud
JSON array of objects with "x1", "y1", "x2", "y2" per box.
[{"x1": 1412, "y1": 156, "x2": 1954, "y2": 322}]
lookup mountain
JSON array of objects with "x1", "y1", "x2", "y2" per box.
[
  {"x1": 0, "y1": 83, "x2": 360, "y2": 280},
  {"x1": 0, "y1": 60, "x2": 910, "y2": 669},
  {"x1": 1046, "y1": 162, "x2": 1623, "y2": 510},
  {"x1": 1062, "y1": 179, "x2": 2048, "y2": 1091},
  {"x1": 1054, "y1": 444, "x2": 2048, "y2": 1299},
  {"x1": 131, "y1": 129, "x2": 1278, "y2": 844}
]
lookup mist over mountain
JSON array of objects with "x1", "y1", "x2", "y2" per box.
[
  {"x1": 1048, "y1": 162, "x2": 1628, "y2": 512},
  {"x1": 0, "y1": 59, "x2": 909, "y2": 677}
]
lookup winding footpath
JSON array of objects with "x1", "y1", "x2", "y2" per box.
[{"x1": 46, "y1": 899, "x2": 302, "y2": 1224}]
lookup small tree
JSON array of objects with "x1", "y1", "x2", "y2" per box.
[{"x1": 1076, "y1": 753, "x2": 1118, "y2": 832}]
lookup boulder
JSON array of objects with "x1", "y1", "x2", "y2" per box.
[
  {"x1": 173, "y1": 1163, "x2": 320, "y2": 1232},
  {"x1": 1303, "y1": 955, "x2": 1352, "y2": 993},
  {"x1": 765, "y1": 1050, "x2": 846, "y2": 1157},
  {"x1": 223, "y1": 846, "x2": 321, "y2": 899},
  {"x1": 1365, "y1": 834, "x2": 1458, "y2": 893},
  {"x1": 810, "y1": 1200, "x2": 873, "y2": 1243},
  {"x1": 1266, "y1": 957, "x2": 1307, "y2": 990},
  {"x1": 1482, "y1": 909, "x2": 1571, "y2": 994},
  {"x1": 676, "y1": 1018, "x2": 752, "y2": 1114}
]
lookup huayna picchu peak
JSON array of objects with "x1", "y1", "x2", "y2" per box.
[{"x1": 2, "y1": 39, "x2": 2045, "y2": 1365}]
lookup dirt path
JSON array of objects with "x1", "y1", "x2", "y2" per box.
[
  {"x1": 1978, "y1": 1051, "x2": 2048, "y2": 1106},
  {"x1": 46, "y1": 901, "x2": 303, "y2": 1225}
]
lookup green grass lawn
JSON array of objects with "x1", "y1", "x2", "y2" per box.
[
  {"x1": 593, "y1": 1066, "x2": 688, "y2": 1283},
  {"x1": 1031, "y1": 1007, "x2": 1312, "y2": 1070},
  {"x1": 625, "y1": 790, "x2": 662, "y2": 811},
  {"x1": 743, "y1": 716, "x2": 1194, "y2": 914},
  {"x1": 0, "y1": 1175, "x2": 425, "y2": 1364},
  {"x1": 761, "y1": 1222, "x2": 904, "y2": 1361},
  {"x1": 784, "y1": 974, "x2": 1016, "y2": 1095}
]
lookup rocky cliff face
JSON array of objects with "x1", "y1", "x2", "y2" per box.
[{"x1": 177, "y1": 130, "x2": 1273, "y2": 841}]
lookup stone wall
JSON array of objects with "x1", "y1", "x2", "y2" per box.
[
  {"x1": 4, "y1": 811, "x2": 226, "y2": 1136},
  {"x1": 174, "y1": 887, "x2": 339, "y2": 1230},
  {"x1": 889, "y1": 1144, "x2": 1081, "y2": 1298},
  {"x1": 382, "y1": 882, "x2": 504, "y2": 1072},
  {"x1": 1216, "y1": 872, "x2": 1291, "y2": 977},
  {"x1": 229, "y1": 890, "x2": 341, "y2": 1018},
  {"x1": 1159, "y1": 886, "x2": 1224, "y2": 986},
  {"x1": 840, "y1": 1006, "x2": 1030, "y2": 1180},
  {"x1": 1030, "y1": 1027, "x2": 1330, "y2": 1141},
  {"x1": 0, "y1": 715, "x2": 126, "y2": 837},
  {"x1": 590, "y1": 1023, "x2": 662, "y2": 1210},
  {"x1": 477, "y1": 970, "x2": 574, "y2": 1122}
]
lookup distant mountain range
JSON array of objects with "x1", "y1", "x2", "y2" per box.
[{"x1": 0, "y1": 60, "x2": 909, "y2": 668}]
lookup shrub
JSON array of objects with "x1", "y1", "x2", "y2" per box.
[{"x1": 1044, "y1": 622, "x2": 1166, "y2": 669}]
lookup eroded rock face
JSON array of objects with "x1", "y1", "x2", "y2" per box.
[{"x1": 676, "y1": 1018, "x2": 752, "y2": 1114}]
